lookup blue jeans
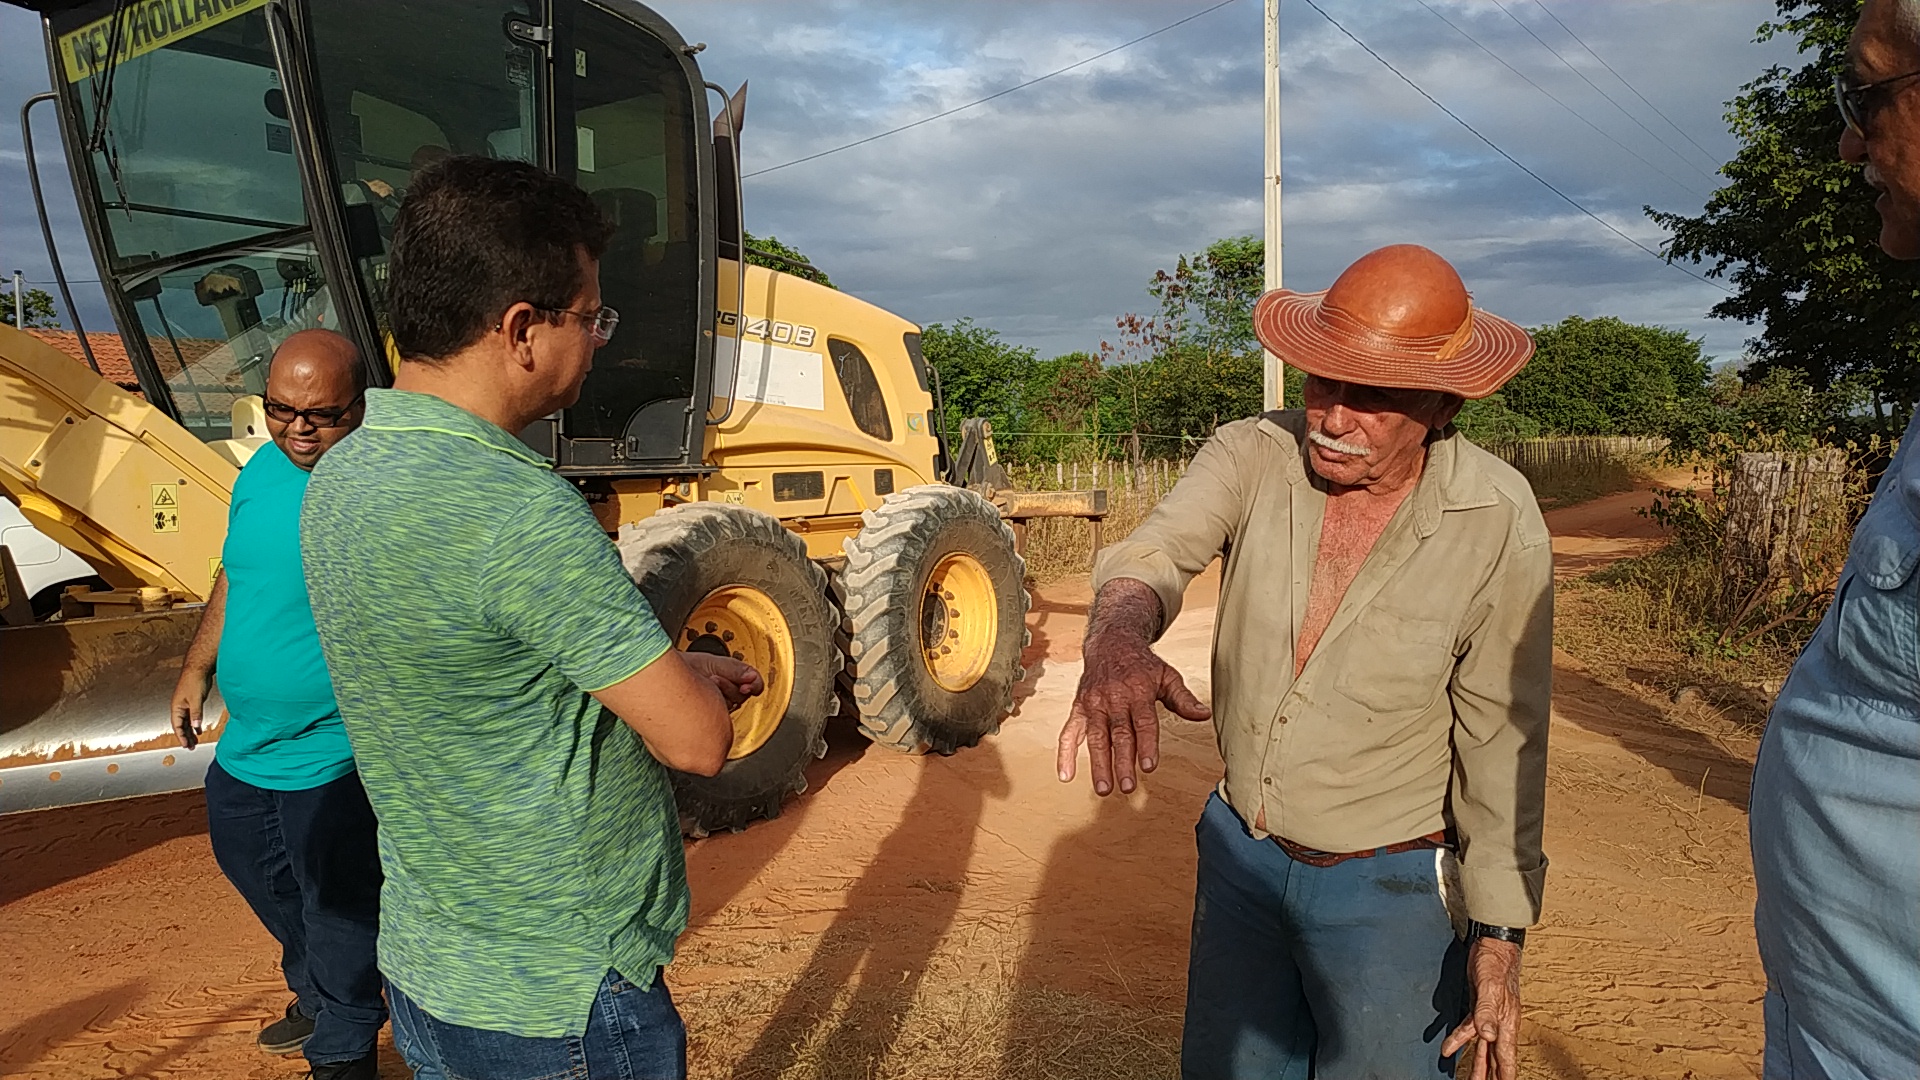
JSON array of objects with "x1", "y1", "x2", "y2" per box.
[
  {"x1": 1182, "y1": 793, "x2": 1468, "y2": 1080},
  {"x1": 388, "y1": 970, "x2": 686, "y2": 1080},
  {"x1": 203, "y1": 760, "x2": 386, "y2": 1066}
]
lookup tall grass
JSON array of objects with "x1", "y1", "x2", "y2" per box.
[
  {"x1": 1589, "y1": 434, "x2": 1878, "y2": 661},
  {"x1": 1004, "y1": 458, "x2": 1190, "y2": 583}
]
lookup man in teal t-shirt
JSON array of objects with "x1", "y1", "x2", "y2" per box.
[
  {"x1": 171, "y1": 330, "x2": 383, "y2": 1080},
  {"x1": 301, "y1": 157, "x2": 757, "y2": 1080}
]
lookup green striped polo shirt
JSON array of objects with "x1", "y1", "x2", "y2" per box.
[{"x1": 300, "y1": 388, "x2": 680, "y2": 1038}]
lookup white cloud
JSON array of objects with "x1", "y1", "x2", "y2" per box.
[{"x1": 0, "y1": 0, "x2": 1798, "y2": 367}]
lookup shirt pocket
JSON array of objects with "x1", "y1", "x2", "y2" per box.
[
  {"x1": 1832, "y1": 501, "x2": 1920, "y2": 704},
  {"x1": 1335, "y1": 611, "x2": 1457, "y2": 714}
]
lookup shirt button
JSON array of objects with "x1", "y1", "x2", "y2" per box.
[
  {"x1": 1263, "y1": 776, "x2": 1273, "y2": 785},
  {"x1": 1276, "y1": 715, "x2": 1289, "y2": 725}
]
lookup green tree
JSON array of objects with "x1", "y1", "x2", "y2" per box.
[
  {"x1": 742, "y1": 230, "x2": 834, "y2": 289},
  {"x1": 1025, "y1": 350, "x2": 1103, "y2": 431},
  {"x1": 1651, "y1": 0, "x2": 1920, "y2": 423},
  {"x1": 1455, "y1": 394, "x2": 1542, "y2": 442},
  {"x1": 1149, "y1": 235, "x2": 1265, "y2": 360},
  {"x1": 919, "y1": 318, "x2": 1037, "y2": 438},
  {"x1": 0, "y1": 286, "x2": 61, "y2": 329},
  {"x1": 1503, "y1": 316, "x2": 1712, "y2": 435}
]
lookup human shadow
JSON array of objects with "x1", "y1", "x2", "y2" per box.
[
  {"x1": 998, "y1": 787, "x2": 1195, "y2": 1078},
  {"x1": 0, "y1": 788, "x2": 208, "y2": 905},
  {"x1": 0, "y1": 982, "x2": 146, "y2": 1074},
  {"x1": 1012, "y1": 577, "x2": 1087, "y2": 714},
  {"x1": 684, "y1": 711, "x2": 874, "y2": 930},
  {"x1": 725, "y1": 738, "x2": 1011, "y2": 1080},
  {"x1": 1551, "y1": 661, "x2": 1756, "y2": 810}
]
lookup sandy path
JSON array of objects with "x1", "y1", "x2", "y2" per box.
[{"x1": 0, "y1": 482, "x2": 1763, "y2": 1079}]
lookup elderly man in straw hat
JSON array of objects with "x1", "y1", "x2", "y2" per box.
[{"x1": 1059, "y1": 244, "x2": 1551, "y2": 1080}]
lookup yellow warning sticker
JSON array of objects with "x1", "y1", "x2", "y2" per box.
[
  {"x1": 209, "y1": 557, "x2": 223, "y2": 589},
  {"x1": 151, "y1": 484, "x2": 180, "y2": 533},
  {"x1": 58, "y1": 0, "x2": 271, "y2": 83}
]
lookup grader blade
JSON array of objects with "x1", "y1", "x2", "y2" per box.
[{"x1": 0, "y1": 607, "x2": 221, "y2": 814}]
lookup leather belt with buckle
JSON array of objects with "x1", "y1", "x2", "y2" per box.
[{"x1": 1272, "y1": 829, "x2": 1451, "y2": 868}]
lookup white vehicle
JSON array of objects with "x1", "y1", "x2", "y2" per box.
[{"x1": 1, "y1": 497, "x2": 105, "y2": 619}]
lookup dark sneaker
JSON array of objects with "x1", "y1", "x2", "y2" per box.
[
  {"x1": 258, "y1": 1001, "x2": 314, "y2": 1055},
  {"x1": 308, "y1": 1055, "x2": 377, "y2": 1080}
]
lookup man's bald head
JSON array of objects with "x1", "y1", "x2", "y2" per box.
[{"x1": 265, "y1": 330, "x2": 366, "y2": 470}]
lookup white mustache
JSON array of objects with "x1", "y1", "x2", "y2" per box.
[{"x1": 1308, "y1": 430, "x2": 1372, "y2": 457}]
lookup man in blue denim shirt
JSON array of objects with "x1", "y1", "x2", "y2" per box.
[{"x1": 1753, "y1": 3, "x2": 1920, "y2": 1075}]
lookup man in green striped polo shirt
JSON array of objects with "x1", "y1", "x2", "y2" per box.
[{"x1": 301, "y1": 157, "x2": 759, "y2": 1080}]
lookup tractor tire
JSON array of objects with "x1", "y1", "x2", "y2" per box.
[
  {"x1": 617, "y1": 503, "x2": 838, "y2": 837},
  {"x1": 835, "y1": 485, "x2": 1030, "y2": 755}
]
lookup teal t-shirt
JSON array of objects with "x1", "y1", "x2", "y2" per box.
[
  {"x1": 213, "y1": 441, "x2": 354, "y2": 790},
  {"x1": 300, "y1": 389, "x2": 679, "y2": 1039}
]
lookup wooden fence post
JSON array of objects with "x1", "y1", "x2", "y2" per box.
[{"x1": 1720, "y1": 449, "x2": 1848, "y2": 608}]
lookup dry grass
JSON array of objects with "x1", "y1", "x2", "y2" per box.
[
  {"x1": 1006, "y1": 460, "x2": 1188, "y2": 584},
  {"x1": 1554, "y1": 576, "x2": 1792, "y2": 734}
]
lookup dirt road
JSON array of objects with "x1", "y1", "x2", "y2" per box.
[{"x1": 0, "y1": 481, "x2": 1765, "y2": 1079}]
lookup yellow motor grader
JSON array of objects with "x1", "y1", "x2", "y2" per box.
[{"x1": 0, "y1": 0, "x2": 1099, "y2": 833}]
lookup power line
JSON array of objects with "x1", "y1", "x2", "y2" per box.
[
  {"x1": 1411, "y1": 0, "x2": 1707, "y2": 199},
  {"x1": 1296, "y1": 0, "x2": 1728, "y2": 293},
  {"x1": 1531, "y1": 0, "x2": 1723, "y2": 172},
  {"x1": 743, "y1": 0, "x2": 1243, "y2": 179},
  {"x1": 1488, "y1": 0, "x2": 1717, "y2": 183}
]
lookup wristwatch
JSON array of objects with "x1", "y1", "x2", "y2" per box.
[{"x1": 1467, "y1": 920, "x2": 1527, "y2": 948}]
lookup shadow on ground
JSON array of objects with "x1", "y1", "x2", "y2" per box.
[{"x1": 0, "y1": 789, "x2": 209, "y2": 905}]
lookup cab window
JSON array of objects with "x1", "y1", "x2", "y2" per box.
[
  {"x1": 53, "y1": 1, "x2": 330, "y2": 441},
  {"x1": 829, "y1": 339, "x2": 893, "y2": 442},
  {"x1": 560, "y1": 2, "x2": 704, "y2": 448},
  {"x1": 306, "y1": 0, "x2": 543, "y2": 334}
]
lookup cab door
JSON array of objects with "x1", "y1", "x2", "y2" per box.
[
  {"x1": 549, "y1": 0, "x2": 715, "y2": 473},
  {"x1": 299, "y1": 0, "x2": 553, "y2": 377}
]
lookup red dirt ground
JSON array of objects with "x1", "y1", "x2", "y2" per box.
[{"x1": 0, "y1": 479, "x2": 1764, "y2": 1079}]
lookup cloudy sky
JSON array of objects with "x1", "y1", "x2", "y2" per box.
[{"x1": 0, "y1": 0, "x2": 1803, "y2": 365}]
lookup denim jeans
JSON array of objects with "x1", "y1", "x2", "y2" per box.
[
  {"x1": 388, "y1": 970, "x2": 686, "y2": 1080},
  {"x1": 203, "y1": 760, "x2": 386, "y2": 1066},
  {"x1": 1181, "y1": 792, "x2": 1469, "y2": 1080}
]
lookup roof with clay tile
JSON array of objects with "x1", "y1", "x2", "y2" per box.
[{"x1": 24, "y1": 330, "x2": 143, "y2": 391}]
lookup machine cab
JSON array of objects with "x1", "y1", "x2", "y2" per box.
[{"x1": 39, "y1": 0, "x2": 717, "y2": 470}]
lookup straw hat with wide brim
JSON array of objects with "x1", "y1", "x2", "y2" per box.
[{"x1": 1252, "y1": 244, "x2": 1533, "y2": 400}]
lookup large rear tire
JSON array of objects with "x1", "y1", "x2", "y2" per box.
[
  {"x1": 617, "y1": 504, "x2": 838, "y2": 836},
  {"x1": 836, "y1": 486, "x2": 1029, "y2": 755}
]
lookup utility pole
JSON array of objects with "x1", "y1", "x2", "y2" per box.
[
  {"x1": 11, "y1": 271, "x2": 21, "y2": 329},
  {"x1": 1262, "y1": 0, "x2": 1283, "y2": 411}
]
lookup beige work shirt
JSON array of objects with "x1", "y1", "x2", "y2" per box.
[{"x1": 1095, "y1": 410, "x2": 1552, "y2": 926}]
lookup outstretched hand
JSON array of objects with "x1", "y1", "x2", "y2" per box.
[{"x1": 1057, "y1": 636, "x2": 1210, "y2": 795}]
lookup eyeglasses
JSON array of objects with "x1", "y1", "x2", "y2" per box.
[
  {"x1": 264, "y1": 395, "x2": 363, "y2": 429},
  {"x1": 1834, "y1": 68, "x2": 1920, "y2": 138},
  {"x1": 537, "y1": 304, "x2": 619, "y2": 344}
]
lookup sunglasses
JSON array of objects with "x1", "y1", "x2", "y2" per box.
[
  {"x1": 1834, "y1": 68, "x2": 1920, "y2": 138},
  {"x1": 264, "y1": 395, "x2": 363, "y2": 429},
  {"x1": 536, "y1": 304, "x2": 620, "y2": 344}
]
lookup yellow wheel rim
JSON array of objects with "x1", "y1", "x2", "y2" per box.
[
  {"x1": 920, "y1": 552, "x2": 999, "y2": 693},
  {"x1": 681, "y1": 585, "x2": 794, "y2": 760}
]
